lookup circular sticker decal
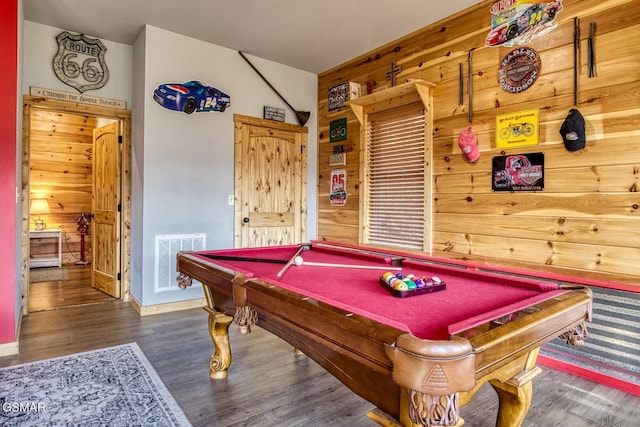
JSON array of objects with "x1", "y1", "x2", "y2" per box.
[{"x1": 497, "y1": 47, "x2": 541, "y2": 93}]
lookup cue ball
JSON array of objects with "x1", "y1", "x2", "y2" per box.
[{"x1": 294, "y1": 256, "x2": 304, "y2": 266}]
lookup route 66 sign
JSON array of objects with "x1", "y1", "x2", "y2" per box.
[{"x1": 53, "y1": 31, "x2": 109, "y2": 93}]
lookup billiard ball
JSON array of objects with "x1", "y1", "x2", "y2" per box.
[
  {"x1": 388, "y1": 278, "x2": 402, "y2": 287},
  {"x1": 393, "y1": 281, "x2": 409, "y2": 291}
]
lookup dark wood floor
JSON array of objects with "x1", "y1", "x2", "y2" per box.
[
  {"x1": 2, "y1": 301, "x2": 638, "y2": 426},
  {"x1": 28, "y1": 264, "x2": 115, "y2": 312}
]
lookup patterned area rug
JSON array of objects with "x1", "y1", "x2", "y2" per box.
[
  {"x1": 29, "y1": 267, "x2": 68, "y2": 283},
  {"x1": 0, "y1": 343, "x2": 191, "y2": 426}
]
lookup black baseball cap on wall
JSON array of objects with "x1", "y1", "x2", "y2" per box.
[{"x1": 560, "y1": 109, "x2": 586, "y2": 151}]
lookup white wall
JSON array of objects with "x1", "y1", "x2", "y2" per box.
[
  {"x1": 22, "y1": 21, "x2": 132, "y2": 105},
  {"x1": 22, "y1": 22, "x2": 318, "y2": 307},
  {"x1": 130, "y1": 28, "x2": 146, "y2": 303},
  {"x1": 135, "y1": 26, "x2": 318, "y2": 305}
]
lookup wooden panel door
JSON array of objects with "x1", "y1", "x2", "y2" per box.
[
  {"x1": 234, "y1": 115, "x2": 308, "y2": 247},
  {"x1": 92, "y1": 121, "x2": 120, "y2": 297}
]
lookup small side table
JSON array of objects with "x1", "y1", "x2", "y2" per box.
[{"x1": 29, "y1": 229, "x2": 63, "y2": 268}]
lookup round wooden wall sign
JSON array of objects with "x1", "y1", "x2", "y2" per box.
[{"x1": 497, "y1": 47, "x2": 541, "y2": 93}]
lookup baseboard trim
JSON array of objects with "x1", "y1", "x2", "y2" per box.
[
  {"x1": 129, "y1": 297, "x2": 205, "y2": 316},
  {"x1": 0, "y1": 340, "x2": 19, "y2": 357},
  {"x1": 0, "y1": 306, "x2": 23, "y2": 357},
  {"x1": 538, "y1": 354, "x2": 640, "y2": 397}
]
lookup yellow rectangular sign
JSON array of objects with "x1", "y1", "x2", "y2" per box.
[{"x1": 495, "y1": 109, "x2": 539, "y2": 148}]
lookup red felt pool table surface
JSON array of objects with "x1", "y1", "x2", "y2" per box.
[{"x1": 190, "y1": 243, "x2": 568, "y2": 340}]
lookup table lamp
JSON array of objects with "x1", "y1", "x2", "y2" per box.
[{"x1": 30, "y1": 198, "x2": 51, "y2": 230}]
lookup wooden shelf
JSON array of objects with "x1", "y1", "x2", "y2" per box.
[{"x1": 347, "y1": 79, "x2": 435, "y2": 125}]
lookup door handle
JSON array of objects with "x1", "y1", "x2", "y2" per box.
[{"x1": 243, "y1": 217, "x2": 250, "y2": 223}]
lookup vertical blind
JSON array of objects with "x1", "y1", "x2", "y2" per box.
[{"x1": 366, "y1": 103, "x2": 425, "y2": 250}]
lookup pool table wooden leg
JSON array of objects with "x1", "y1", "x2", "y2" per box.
[
  {"x1": 204, "y1": 306, "x2": 234, "y2": 379},
  {"x1": 489, "y1": 349, "x2": 542, "y2": 427},
  {"x1": 369, "y1": 406, "x2": 464, "y2": 427},
  {"x1": 405, "y1": 390, "x2": 465, "y2": 426}
]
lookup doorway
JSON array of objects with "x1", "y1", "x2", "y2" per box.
[{"x1": 22, "y1": 96, "x2": 132, "y2": 314}]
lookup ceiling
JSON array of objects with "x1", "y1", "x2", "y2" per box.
[{"x1": 23, "y1": 0, "x2": 481, "y2": 74}]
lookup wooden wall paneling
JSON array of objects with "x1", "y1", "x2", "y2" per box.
[
  {"x1": 316, "y1": 211, "x2": 360, "y2": 243},
  {"x1": 432, "y1": 230, "x2": 640, "y2": 278},
  {"x1": 433, "y1": 213, "x2": 640, "y2": 247},
  {"x1": 317, "y1": 108, "x2": 361, "y2": 244},
  {"x1": 29, "y1": 110, "x2": 95, "y2": 265},
  {"x1": 434, "y1": 192, "x2": 638, "y2": 217},
  {"x1": 317, "y1": 0, "x2": 640, "y2": 286},
  {"x1": 435, "y1": 163, "x2": 639, "y2": 194},
  {"x1": 434, "y1": 136, "x2": 640, "y2": 178}
]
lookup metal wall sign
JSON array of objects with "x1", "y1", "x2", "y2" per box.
[
  {"x1": 495, "y1": 108, "x2": 539, "y2": 148},
  {"x1": 330, "y1": 169, "x2": 347, "y2": 206},
  {"x1": 53, "y1": 31, "x2": 109, "y2": 93},
  {"x1": 492, "y1": 152, "x2": 544, "y2": 192},
  {"x1": 330, "y1": 118, "x2": 347, "y2": 142},
  {"x1": 497, "y1": 47, "x2": 541, "y2": 93},
  {"x1": 263, "y1": 106, "x2": 285, "y2": 122},
  {"x1": 328, "y1": 82, "x2": 349, "y2": 111}
]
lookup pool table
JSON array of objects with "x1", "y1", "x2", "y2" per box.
[{"x1": 176, "y1": 241, "x2": 592, "y2": 427}]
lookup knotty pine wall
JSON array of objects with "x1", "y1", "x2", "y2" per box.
[
  {"x1": 317, "y1": 0, "x2": 640, "y2": 287},
  {"x1": 29, "y1": 110, "x2": 95, "y2": 264}
]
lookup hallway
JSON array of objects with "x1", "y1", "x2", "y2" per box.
[{"x1": 28, "y1": 264, "x2": 115, "y2": 312}]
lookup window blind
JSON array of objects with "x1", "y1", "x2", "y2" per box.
[{"x1": 365, "y1": 103, "x2": 426, "y2": 250}]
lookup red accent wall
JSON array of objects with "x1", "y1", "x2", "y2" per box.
[{"x1": 0, "y1": 0, "x2": 18, "y2": 344}]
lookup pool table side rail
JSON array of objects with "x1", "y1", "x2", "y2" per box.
[
  {"x1": 240, "y1": 277, "x2": 406, "y2": 417},
  {"x1": 312, "y1": 240, "x2": 627, "y2": 291},
  {"x1": 459, "y1": 287, "x2": 592, "y2": 378},
  {"x1": 176, "y1": 252, "x2": 238, "y2": 316}
]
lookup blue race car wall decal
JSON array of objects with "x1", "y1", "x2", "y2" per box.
[{"x1": 153, "y1": 80, "x2": 231, "y2": 114}]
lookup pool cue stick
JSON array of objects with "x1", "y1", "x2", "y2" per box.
[
  {"x1": 310, "y1": 241, "x2": 405, "y2": 266},
  {"x1": 298, "y1": 261, "x2": 402, "y2": 271},
  {"x1": 277, "y1": 245, "x2": 307, "y2": 278},
  {"x1": 201, "y1": 254, "x2": 287, "y2": 264}
]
